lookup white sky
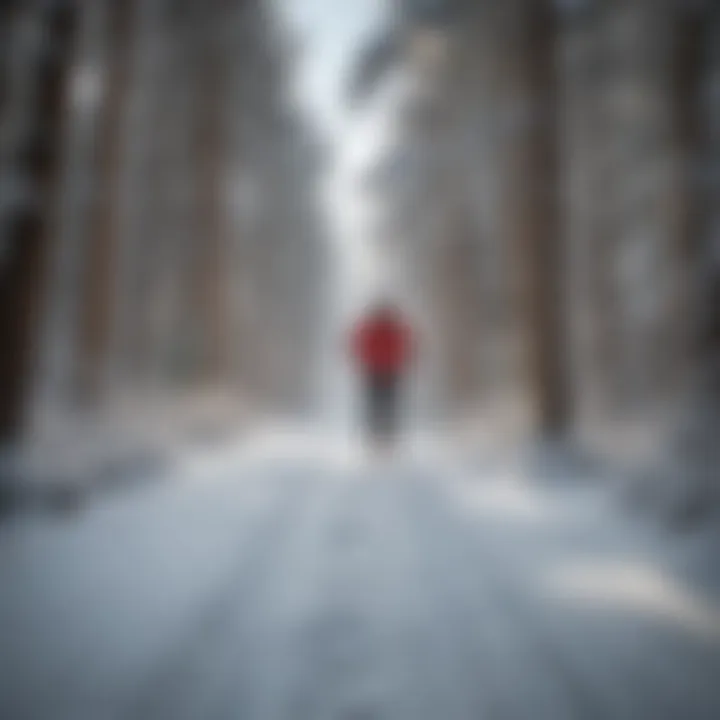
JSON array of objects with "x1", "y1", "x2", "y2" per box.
[
  {"x1": 274, "y1": 0, "x2": 389, "y2": 139},
  {"x1": 273, "y1": 0, "x2": 401, "y2": 309}
]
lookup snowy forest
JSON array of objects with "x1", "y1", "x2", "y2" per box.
[
  {"x1": 0, "y1": 0, "x2": 331, "y2": 495},
  {"x1": 0, "y1": 2, "x2": 719, "y2": 719},
  {"x1": 1, "y1": 0, "x2": 717, "y2": 520},
  {"x1": 349, "y1": 0, "x2": 720, "y2": 520}
]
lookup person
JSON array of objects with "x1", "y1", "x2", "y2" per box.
[{"x1": 349, "y1": 300, "x2": 415, "y2": 449}]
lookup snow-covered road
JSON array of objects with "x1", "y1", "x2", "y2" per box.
[{"x1": 1, "y1": 432, "x2": 719, "y2": 720}]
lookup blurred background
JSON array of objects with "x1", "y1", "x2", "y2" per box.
[
  {"x1": 1, "y1": 0, "x2": 719, "y2": 503},
  {"x1": 0, "y1": 1, "x2": 719, "y2": 718}
]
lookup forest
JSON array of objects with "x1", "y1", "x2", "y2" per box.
[{"x1": 0, "y1": 0, "x2": 718, "y2": 524}]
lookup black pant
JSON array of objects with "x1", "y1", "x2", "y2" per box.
[{"x1": 365, "y1": 372, "x2": 400, "y2": 440}]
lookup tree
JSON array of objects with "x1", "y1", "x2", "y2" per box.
[
  {"x1": 511, "y1": 1, "x2": 570, "y2": 437},
  {"x1": 189, "y1": 0, "x2": 231, "y2": 384},
  {"x1": 0, "y1": 0, "x2": 78, "y2": 443},
  {"x1": 664, "y1": 2, "x2": 720, "y2": 523}
]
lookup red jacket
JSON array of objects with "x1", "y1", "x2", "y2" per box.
[{"x1": 351, "y1": 311, "x2": 414, "y2": 375}]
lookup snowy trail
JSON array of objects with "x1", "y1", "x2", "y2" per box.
[{"x1": 0, "y1": 435, "x2": 719, "y2": 720}]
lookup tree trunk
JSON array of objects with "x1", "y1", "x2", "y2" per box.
[
  {"x1": 70, "y1": 0, "x2": 136, "y2": 403},
  {"x1": 656, "y1": 4, "x2": 720, "y2": 524},
  {"x1": 516, "y1": 1, "x2": 570, "y2": 437},
  {"x1": 189, "y1": 1, "x2": 230, "y2": 384},
  {"x1": 0, "y1": 1, "x2": 21, "y2": 117},
  {"x1": 0, "y1": 0, "x2": 78, "y2": 443},
  {"x1": 668, "y1": 4, "x2": 705, "y2": 400},
  {"x1": 33, "y1": 0, "x2": 114, "y2": 415},
  {"x1": 561, "y1": 10, "x2": 617, "y2": 423}
]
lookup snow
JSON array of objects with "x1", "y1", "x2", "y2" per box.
[{"x1": 0, "y1": 428, "x2": 718, "y2": 720}]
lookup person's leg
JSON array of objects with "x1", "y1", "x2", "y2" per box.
[
  {"x1": 367, "y1": 373, "x2": 399, "y2": 450},
  {"x1": 365, "y1": 373, "x2": 381, "y2": 445}
]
